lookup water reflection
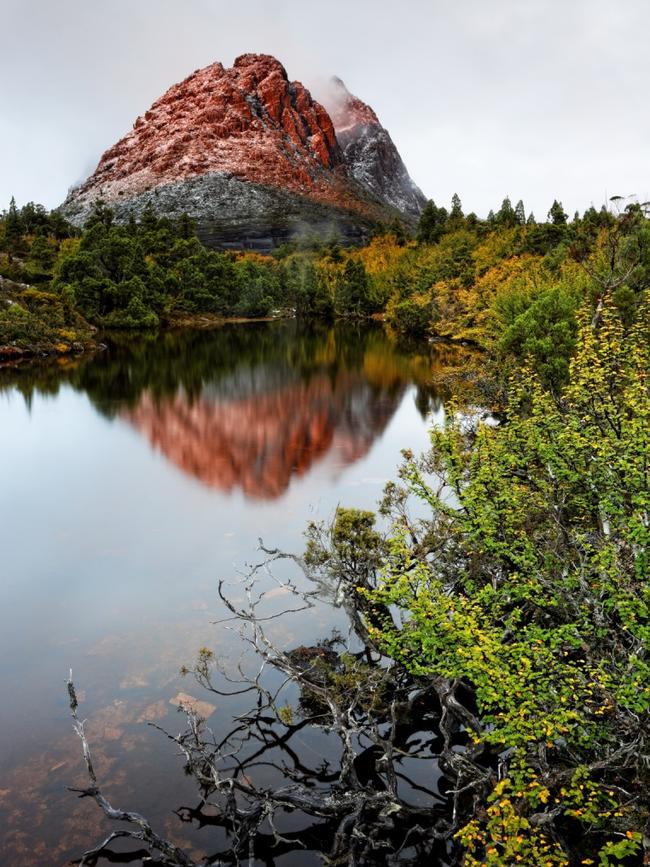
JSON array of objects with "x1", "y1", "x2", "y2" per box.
[
  {"x1": 0, "y1": 322, "x2": 474, "y2": 866},
  {"x1": 1, "y1": 323, "x2": 447, "y2": 500}
]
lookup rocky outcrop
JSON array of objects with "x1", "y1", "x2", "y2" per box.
[
  {"x1": 69, "y1": 173, "x2": 371, "y2": 251},
  {"x1": 319, "y1": 77, "x2": 427, "y2": 220},
  {"x1": 60, "y1": 54, "x2": 425, "y2": 248}
]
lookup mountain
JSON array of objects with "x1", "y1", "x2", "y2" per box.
[
  {"x1": 319, "y1": 77, "x2": 426, "y2": 219},
  {"x1": 60, "y1": 54, "x2": 425, "y2": 249}
]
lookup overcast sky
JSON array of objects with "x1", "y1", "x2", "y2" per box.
[{"x1": 2, "y1": 0, "x2": 649, "y2": 219}]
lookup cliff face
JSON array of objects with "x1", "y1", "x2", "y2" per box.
[
  {"x1": 60, "y1": 54, "x2": 425, "y2": 249},
  {"x1": 319, "y1": 77, "x2": 427, "y2": 220}
]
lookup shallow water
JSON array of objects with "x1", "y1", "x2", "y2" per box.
[{"x1": 0, "y1": 321, "x2": 456, "y2": 865}]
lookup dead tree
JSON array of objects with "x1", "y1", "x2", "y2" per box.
[{"x1": 66, "y1": 538, "x2": 497, "y2": 866}]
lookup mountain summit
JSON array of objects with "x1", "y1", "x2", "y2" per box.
[
  {"x1": 319, "y1": 76, "x2": 426, "y2": 219},
  {"x1": 61, "y1": 54, "x2": 425, "y2": 249}
]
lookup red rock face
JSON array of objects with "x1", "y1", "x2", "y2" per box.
[
  {"x1": 71, "y1": 54, "x2": 371, "y2": 216},
  {"x1": 323, "y1": 76, "x2": 380, "y2": 131}
]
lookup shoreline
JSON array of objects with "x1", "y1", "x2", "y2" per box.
[
  {"x1": 0, "y1": 313, "x2": 481, "y2": 366},
  {"x1": 0, "y1": 312, "x2": 293, "y2": 365},
  {"x1": 0, "y1": 339, "x2": 101, "y2": 362}
]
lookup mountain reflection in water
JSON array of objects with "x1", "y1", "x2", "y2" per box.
[
  {"x1": 0, "y1": 321, "x2": 448, "y2": 500},
  {"x1": 115, "y1": 324, "x2": 446, "y2": 498},
  {"x1": 123, "y1": 370, "x2": 405, "y2": 499}
]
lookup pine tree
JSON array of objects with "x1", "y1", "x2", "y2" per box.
[
  {"x1": 548, "y1": 199, "x2": 568, "y2": 225},
  {"x1": 514, "y1": 199, "x2": 526, "y2": 225},
  {"x1": 449, "y1": 193, "x2": 464, "y2": 228},
  {"x1": 389, "y1": 217, "x2": 407, "y2": 246},
  {"x1": 4, "y1": 196, "x2": 25, "y2": 253},
  {"x1": 417, "y1": 200, "x2": 448, "y2": 244},
  {"x1": 496, "y1": 196, "x2": 517, "y2": 228}
]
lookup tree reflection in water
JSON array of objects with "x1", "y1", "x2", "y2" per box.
[
  {"x1": 0, "y1": 321, "x2": 461, "y2": 500},
  {"x1": 67, "y1": 547, "x2": 470, "y2": 867}
]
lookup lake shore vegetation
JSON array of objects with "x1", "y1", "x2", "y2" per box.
[{"x1": 2, "y1": 194, "x2": 647, "y2": 389}]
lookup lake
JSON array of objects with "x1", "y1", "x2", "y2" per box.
[{"x1": 0, "y1": 321, "x2": 462, "y2": 865}]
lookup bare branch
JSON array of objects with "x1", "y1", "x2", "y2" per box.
[{"x1": 66, "y1": 671, "x2": 198, "y2": 867}]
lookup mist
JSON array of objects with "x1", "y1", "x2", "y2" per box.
[{"x1": 2, "y1": 0, "x2": 649, "y2": 218}]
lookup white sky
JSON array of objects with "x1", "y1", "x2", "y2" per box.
[{"x1": 2, "y1": 0, "x2": 649, "y2": 219}]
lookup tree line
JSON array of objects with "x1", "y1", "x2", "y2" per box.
[{"x1": 1, "y1": 193, "x2": 649, "y2": 394}]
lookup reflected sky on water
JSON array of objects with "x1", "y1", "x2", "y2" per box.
[{"x1": 0, "y1": 321, "x2": 462, "y2": 864}]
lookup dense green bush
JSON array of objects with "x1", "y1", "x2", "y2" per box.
[
  {"x1": 497, "y1": 285, "x2": 579, "y2": 388},
  {"x1": 0, "y1": 304, "x2": 50, "y2": 343},
  {"x1": 318, "y1": 301, "x2": 649, "y2": 865},
  {"x1": 389, "y1": 296, "x2": 432, "y2": 336}
]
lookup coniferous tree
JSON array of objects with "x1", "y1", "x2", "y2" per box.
[
  {"x1": 514, "y1": 199, "x2": 526, "y2": 225},
  {"x1": 417, "y1": 200, "x2": 448, "y2": 244},
  {"x1": 335, "y1": 259, "x2": 372, "y2": 317},
  {"x1": 4, "y1": 196, "x2": 25, "y2": 253},
  {"x1": 548, "y1": 199, "x2": 568, "y2": 225},
  {"x1": 448, "y1": 193, "x2": 464, "y2": 228},
  {"x1": 389, "y1": 217, "x2": 408, "y2": 246},
  {"x1": 496, "y1": 196, "x2": 517, "y2": 228}
]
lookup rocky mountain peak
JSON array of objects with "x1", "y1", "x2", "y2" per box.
[
  {"x1": 325, "y1": 76, "x2": 380, "y2": 130},
  {"x1": 72, "y1": 54, "x2": 343, "y2": 199},
  {"x1": 319, "y1": 76, "x2": 427, "y2": 220},
  {"x1": 231, "y1": 52, "x2": 289, "y2": 85},
  {"x1": 61, "y1": 54, "x2": 426, "y2": 249}
]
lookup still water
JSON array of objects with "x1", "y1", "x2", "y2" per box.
[{"x1": 0, "y1": 322, "x2": 459, "y2": 865}]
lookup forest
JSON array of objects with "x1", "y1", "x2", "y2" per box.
[
  {"x1": 1, "y1": 192, "x2": 647, "y2": 390},
  {"x1": 1, "y1": 193, "x2": 649, "y2": 865}
]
